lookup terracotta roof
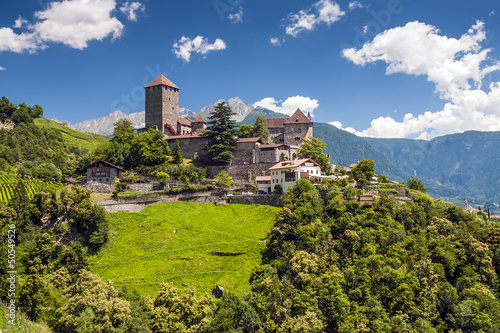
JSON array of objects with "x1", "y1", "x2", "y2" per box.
[
  {"x1": 85, "y1": 160, "x2": 125, "y2": 171},
  {"x1": 165, "y1": 124, "x2": 177, "y2": 136},
  {"x1": 144, "y1": 75, "x2": 180, "y2": 89},
  {"x1": 192, "y1": 115, "x2": 206, "y2": 123},
  {"x1": 266, "y1": 118, "x2": 288, "y2": 128},
  {"x1": 177, "y1": 118, "x2": 192, "y2": 126},
  {"x1": 164, "y1": 134, "x2": 205, "y2": 140},
  {"x1": 269, "y1": 158, "x2": 321, "y2": 170},
  {"x1": 237, "y1": 137, "x2": 262, "y2": 143},
  {"x1": 256, "y1": 176, "x2": 271, "y2": 181},
  {"x1": 284, "y1": 109, "x2": 312, "y2": 124}
]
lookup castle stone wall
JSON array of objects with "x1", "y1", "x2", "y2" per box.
[
  {"x1": 167, "y1": 136, "x2": 211, "y2": 161},
  {"x1": 284, "y1": 123, "x2": 313, "y2": 146},
  {"x1": 233, "y1": 141, "x2": 258, "y2": 164},
  {"x1": 206, "y1": 164, "x2": 271, "y2": 183}
]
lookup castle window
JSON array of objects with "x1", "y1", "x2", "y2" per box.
[{"x1": 298, "y1": 128, "x2": 302, "y2": 131}]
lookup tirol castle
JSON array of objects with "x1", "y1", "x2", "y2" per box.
[{"x1": 143, "y1": 75, "x2": 313, "y2": 164}]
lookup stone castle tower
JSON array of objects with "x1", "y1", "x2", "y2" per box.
[{"x1": 144, "y1": 75, "x2": 180, "y2": 135}]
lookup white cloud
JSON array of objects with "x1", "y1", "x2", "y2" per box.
[
  {"x1": 172, "y1": 36, "x2": 226, "y2": 62},
  {"x1": 348, "y1": 1, "x2": 363, "y2": 10},
  {"x1": 228, "y1": 7, "x2": 244, "y2": 23},
  {"x1": 254, "y1": 96, "x2": 319, "y2": 117},
  {"x1": 33, "y1": 0, "x2": 124, "y2": 49},
  {"x1": 270, "y1": 37, "x2": 282, "y2": 46},
  {"x1": 285, "y1": 0, "x2": 345, "y2": 37},
  {"x1": 0, "y1": 0, "x2": 126, "y2": 53},
  {"x1": 0, "y1": 66, "x2": 6, "y2": 70},
  {"x1": 13, "y1": 16, "x2": 28, "y2": 29},
  {"x1": 119, "y1": 1, "x2": 145, "y2": 22},
  {"x1": 0, "y1": 28, "x2": 40, "y2": 53},
  {"x1": 328, "y1": 120, "x2": 362, "y2": 135},
  {"x1": 342, "y1": 21, "x2": 500, "y2": 139}
]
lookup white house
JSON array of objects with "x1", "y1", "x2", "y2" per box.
[
  {"x1": 269, "y1": 158, "x2": 322, "y2": 193},
  {"x1": 255, "y1": 176, "x2": 272, "y2": 194}
]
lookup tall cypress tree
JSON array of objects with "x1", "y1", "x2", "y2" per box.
[
  {"x1": 203, "y1": 101, "x2": 237, "y2": 164},
  {"x1": 173, "y1": 139, "x2": 183, "y2": 164},
  {"x1": 253, "y1": 115, "x2": 270, "y2": 144}
]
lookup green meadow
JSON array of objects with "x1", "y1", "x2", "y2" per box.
[{"x1": 89, "y1": 202, "x2": 280, "y2": 296}]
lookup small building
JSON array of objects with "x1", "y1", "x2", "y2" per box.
[
  {"x1": 85, "y1": 160, "x2": 125, "y2": 185},
  {"x1": 255, "y1": 176, "x2": 272, "y2": 194},
  {"x1": 269, "y1": 158, "x2": 322, "y2": 193},
  {"x1": 358, "y1": 194, "x2": 374, "y2": 208}
]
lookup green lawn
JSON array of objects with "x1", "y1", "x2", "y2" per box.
[{"x1": 89, "y1": 202, "x2": 279, "y2": 296}]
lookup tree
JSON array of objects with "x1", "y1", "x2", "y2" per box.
[
  {"x1": 378, "y1": 174, "x2": 389, "y2": 183},
  {"x1": 113, "y1": 118, "x2": 135, "y2": 142},
  {"x1": 237, "y1": 124, "x2": 255, "y2": 138},
  {"x1": 406, "y1": 176, "x2": 428, "y2": 193},
  {"x1": 253, "y1": 115, "x2": 270, "y2": 144},
  {"x1": 351, "y1": 159, "x2": 375, "y2": 186},
  {"x1": 8, "y1": 180, "x2": 32, "y2": 229},
  {"x1": 156, "y1": 172, "x2": 170, "y2": 188},
  {"x1": 216, "y1": 169, "x2": 232, "y2": 188},
  {"x1": 297, "y1": 137, "x2": 331, "y2": 173},
  {"x1": 173, "y1": 139, "x2": 183, "y2": 164},
  {"x1": 203, "y1": 101, "x2": 238, "y2": 164}
]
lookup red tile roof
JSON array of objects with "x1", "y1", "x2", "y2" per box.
[
  {"x1": 284, "y1": 109, "x2": 312, "y2": 124},
  {"x1": 177, "y1": 118, "x2": 192, "y2": 126},
  {"x1": 144, "y1": 75, "x2": 180, "y2": 89},
  {"x1": 165, "y1": 124, "x2": 177, "y2": 136},
  {"x1": 192, "y1": 115, "x2": 206, "y2": 123},
  {"x1": 237, "y1": 137, "x2": 262, "y2": 143},
  {"x1": 265, "y1": 118, "x2": 288, "y2": 128}
]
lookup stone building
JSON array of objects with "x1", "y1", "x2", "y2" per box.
[
  {"x1": 144, "y1": 75, "x2": 207, "y2": 136},
  {"x1": 265, "y1": 109, "x2": 313, "y2": 146},
  {"x1": 143, "y1": 75, "x2": 313, "y2": 164},
  {"x1": 85, "y1": 160, "x2": 125, "y2": 184}
]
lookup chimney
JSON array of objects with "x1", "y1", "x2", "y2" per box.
[{"x1": 307, "y1": 111, "x2": 312, "y2": 120}]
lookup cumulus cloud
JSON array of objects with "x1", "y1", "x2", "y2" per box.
[
  {"x1": 172, "y1": 36, "x2": 226, "y2": 62},
  {"x1": 329, "y1": 120, "x2": 362, "y2": 135},
  {"x1": 0, "y1": 66, "x2": 5, "y2": 71},
  {"x1": 254, "y1": 96, "x2": 319, "y2": 117},
  {"x1": 119, "y1": 1, "x2": 145, "y2": 22},
  {"x1": 228, "y1": 7, "x2": 244, "y2": 23},
  {"x1": 13, "y1": 16, "x2": 28, "y2": 29},
  {"x1": 270, "y1": 37, "x2": 282, "y2": 46},
  {"x1": 342, "y1": 20, "x2": 500, "y2": 139},
  {"x1": 285, "y1": 0, "x2": 345, "y2": 37},
  {"x1": 0, "y1": 0, "x2": 128, "y2": 53},
  {"x1": 0, "y1": 28, "x2": 40, "y2": 53}
]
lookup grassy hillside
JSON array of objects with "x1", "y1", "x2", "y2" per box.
[
  {"x1": 34, "y1": 118, "x2": 108, "y2": 152},
  {"x1": 89, "y1": 202, "x2": 280, "y2": 296}
]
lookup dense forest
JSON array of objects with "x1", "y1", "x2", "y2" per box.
[{"x1": 1, "y1": 177, "x2": 500, "y2": 332}]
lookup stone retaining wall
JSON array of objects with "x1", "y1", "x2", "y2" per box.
[
  {"x1": 206, "y1": 164, "x2": 272, "y2": 183},
  {"x1": 99, "y1": 192, "x2": 281, "y2": 212}
]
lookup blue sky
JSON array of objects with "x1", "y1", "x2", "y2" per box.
[{"x1": 1, "y1": 0, "x2": 499, "y2": 139}]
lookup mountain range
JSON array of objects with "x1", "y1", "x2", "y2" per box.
[{"x1": 68, "y1": 98, "x2": 500, "y2": 211}]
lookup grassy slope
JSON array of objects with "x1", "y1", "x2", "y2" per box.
[
  {"x1": 34, "y1": 118, "x2": 109, "y2": 152},
  {"x1": 89, "y1": 202, "x2": 279, "y2": 296}
]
